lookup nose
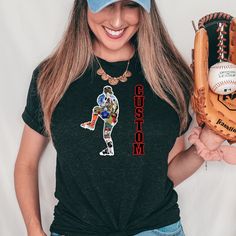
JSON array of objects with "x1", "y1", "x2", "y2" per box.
[{"x1": 109, "y1": 4, "x2": 125, "y2": 29}]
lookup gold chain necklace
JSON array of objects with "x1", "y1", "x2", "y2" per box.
[{"x1": 95, "y1": 55, "x2": 132, "y2": 86}]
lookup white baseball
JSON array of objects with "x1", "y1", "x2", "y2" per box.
[{"x1": 208, "y1": 61, "x2": 236, "y2": 95}]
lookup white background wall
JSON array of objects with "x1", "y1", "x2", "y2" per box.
[{"x1": 1, "y1": 0, "x2": 236, "y2": 235}]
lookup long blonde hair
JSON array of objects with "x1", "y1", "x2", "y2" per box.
[{"x1": 37, "y1": 0, "x2": 193, "y2": 139}]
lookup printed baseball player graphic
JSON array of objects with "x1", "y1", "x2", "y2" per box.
[{"x1": 80, "y1": 86, "x2": 119, "y2": 156}]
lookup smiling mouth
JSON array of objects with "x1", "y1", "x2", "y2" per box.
[{"x1": 103, "y1": 26, "x2": 126, "y2": 39}]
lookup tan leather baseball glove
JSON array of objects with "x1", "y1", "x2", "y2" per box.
[{"x1": 192, "y1": 12, "x2": 236, "y2": 144}]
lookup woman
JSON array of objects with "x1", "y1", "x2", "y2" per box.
[{"x1": 14, "y1": 0, "x2": 223, "y2": 235}]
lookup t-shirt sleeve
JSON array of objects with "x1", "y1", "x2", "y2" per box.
[{"x1": 21, "y1": 67, "x2": 49, "y2": 137}]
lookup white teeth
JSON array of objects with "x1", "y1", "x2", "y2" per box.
[{"x1": 104, "y1": 27, "x2": 124, "y2": 36}]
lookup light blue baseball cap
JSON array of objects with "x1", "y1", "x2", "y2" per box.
[{"x1": 87, "y1": 0, "x2": 151, "y2": 13}]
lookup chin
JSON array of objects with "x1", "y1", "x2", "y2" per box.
[
  {"x1": 103, "y1": 36, "x2": 135, "y2": 50},
  {"x1": 103, "y1": 42, "x2": 128, "y2": 51}
]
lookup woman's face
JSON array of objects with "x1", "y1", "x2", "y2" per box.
[{"x1": 87, "y1": 0, "x2": 140, "y2": 52}]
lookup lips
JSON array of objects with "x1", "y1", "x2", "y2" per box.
[{"x1": 103, "y1": 26, "x2": 126, "y2": 39}]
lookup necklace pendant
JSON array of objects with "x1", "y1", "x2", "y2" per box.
[
  {"x1": 97, "y1": 68, "x2": 105, "y2": 75},
  {"x1": 125, "y1": 70, "x2": 132, "y2": 77},
  {"x1": 119, "y1": 76, "x2": 128, "y2": 82},
  {"x1": 108, "y1": 78, "x2": 119, "y2": 85},
  {"x1": 101, "y1": 74, "x2": 109, "y2": 81}
]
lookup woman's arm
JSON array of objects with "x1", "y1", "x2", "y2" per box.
[
  {"x1": 167, "y1": 126, "x2": 225, "y2": 187},
  {"x1": 14, "y1": 124, "x2": 49, "y2": 236},
  {"x1": 167, "y1": 138, "x2": 204, "y2": 187}
]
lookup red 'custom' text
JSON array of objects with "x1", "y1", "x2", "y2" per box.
[{"x1": 133, "y1": 84, "x2": 145, "y2": 155}]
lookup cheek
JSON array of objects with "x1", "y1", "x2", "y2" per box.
[
  {"x1": 125, "y1": 11, "x2": 140, "y2": 27},
  {"x1": 87, "y1": 12, "x2": 105, "y2": 30}
]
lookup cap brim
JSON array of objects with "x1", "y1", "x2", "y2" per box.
[{"x1": 87, "y1": 0, "x2": 150, "y2": 13}]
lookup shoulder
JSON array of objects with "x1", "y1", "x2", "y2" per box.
[{"x1": 28, "y1": 64, "x2": 44, "y2": 92}]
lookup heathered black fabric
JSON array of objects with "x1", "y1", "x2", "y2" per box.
[{"x1": 22, "y1": 50, "x2": 192, "y2": 236}]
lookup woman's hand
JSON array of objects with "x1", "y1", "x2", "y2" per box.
[
  {"x1": 29, "y1": 233, "x2": 47, "y2": 236},
  {"x1": 188, "y1": 126, "x2": 225, "y2": 161},
  {"x1": 189, "y1": 126, "x2": 236, "y2": 164},
  {"x1": 27, "y1": 225, "x2": 47, "y2": 236},
  {"x1": 28, "y1": 231, "x2": 47, "y2": 236},
  {"x1": 199, "y1": 126, "x2": 236, "y2": 164},
  {"x1": 199, "y1": 125, "x2": 225, "y2": 150}
]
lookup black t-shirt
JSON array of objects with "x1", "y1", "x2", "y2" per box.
[{"x1": 22, "y1": 50, "x2": 192, "y2": 236}]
